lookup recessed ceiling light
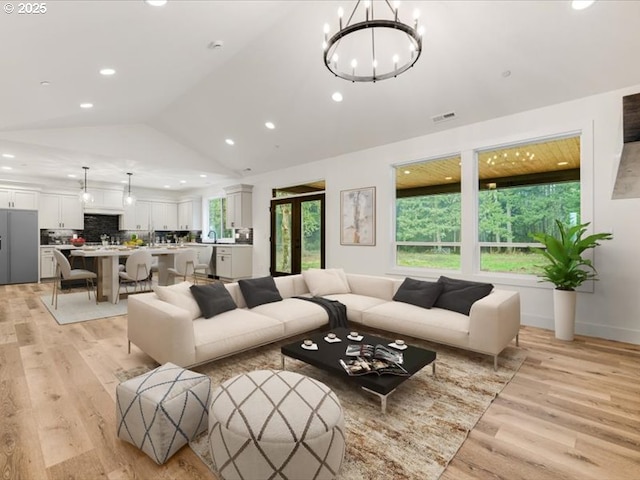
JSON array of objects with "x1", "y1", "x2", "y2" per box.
[
  {"x1": 100, "y1": 68, "x2": 116, "y2": 76},
  {"x1": 404, "y1": 170, "x2": 410, "y2": 175},
  {"x1": 571, "y1": 0, "x2": 595, "y2": 10},
  {"x1": 225, "y1": 139, "x2": 235, "y2": 146},
  {"x1": 179, "y1": 180, "x2": 187, "y2": 184},
  {"x1": 120, "y1": 179, "x2": 127, "y2": 184},
  {"x1": 163, "y1": 185, "x2": 171, "y2": 189},
  {"x1": 2, "y1": 153, "x2": 15, "y2": 159},
  {"x1": 445, "y1": 176, "x2": 453, "y2": 180},
  {"x1": 265, "y1": 122, "x2": 275, "y2": 130},
  {"x1": 1, "y1": 166, "x2": 12, "y2": 170},
  {"x1": 145, "y1": 0, "x2": 167, "y2": 6},
  {"x1": 40, "y1": 81, "x2": 51, "y2": 87},
  {"x1": 557, "y1": 161, "x2": 569, "y2": 166},
  {"x1": 200, "y1": 174, "x2": 207, "y2": 178},
  {"x1": 80, "y1": 102, "x2": 94, "y2": 109},
  {"x1": 332, "y1": 92, "x2": 343, "y2": 102},
  {"x1": 68, "y1": 174, "x2": 77, "y2": 178}
]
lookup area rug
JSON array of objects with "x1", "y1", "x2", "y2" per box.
[
  {"x1": 40, "y1": 292, "x2": 127, "y2": 325},
  {"x1": 184, "y1": 331, "x2": 526, "y2": 480},
  {"x1": 114, "y1": 334, "x2": 524, "y2": 478}
]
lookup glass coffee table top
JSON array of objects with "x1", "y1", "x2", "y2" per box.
[{"x1": 280, "y1": 327, "x2": 436, "y2": 413}]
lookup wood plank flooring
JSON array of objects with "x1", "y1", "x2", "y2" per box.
[{"x1": 1, "y1": 282, "x2": 638, "y2": 479}]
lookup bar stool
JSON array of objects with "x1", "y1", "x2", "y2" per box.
[
  {"x1": 117, "y1": 250, "x2": 153, "y2": 302},
  {"x1": 51, "y1": 249, "x2": 97, "y2": 309}
]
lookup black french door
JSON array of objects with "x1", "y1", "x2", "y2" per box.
[{"x1": 270, "y1": 194, "x2": 325, "y2": 276}]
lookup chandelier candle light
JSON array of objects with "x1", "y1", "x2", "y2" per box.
[
  {"x1": 323, "y1": 0, "x2": 423, "y2": 82},
  {"x1": 123, "y1": 172, "x2": 136, "y2": 207},
  {"x1": 79, "y1": 166, "x2": 94, "y2": 204}
]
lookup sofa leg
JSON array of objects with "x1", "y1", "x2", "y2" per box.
[
  {"x1": 516, "y1": 334, "x2": 520, "y2": 347},
  {"x1": 493, "y1": 355, "x2": 498, "y2": 371},
  {"x1": 128, "y1": 340, "x2": 131, "y2": 354}
]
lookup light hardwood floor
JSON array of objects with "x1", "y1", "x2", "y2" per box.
[{"x1": 1, "y1": 282, "x2": 639, "y2": 480}]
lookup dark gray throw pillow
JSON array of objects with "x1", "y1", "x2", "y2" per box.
[
  {"x1": 393, "y1": 277, "x2": 443, "y2": 309},
  {"x1": 190, "y1": 283, "x2": 237, "y2": 319},
  {"x1": 238, "y1": 276, "x2": 283, "y2": 309},
  {"x1": 434, "y1": 276, "x2": 494, "y2": 315}
]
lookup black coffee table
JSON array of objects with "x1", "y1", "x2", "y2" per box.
[{"x1": 280, "y1": 327, "x2": 437, "y2": 413}]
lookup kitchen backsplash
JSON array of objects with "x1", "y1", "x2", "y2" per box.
[{"x1": 83, "y1": 214, "x2": 120, "y2": 242}]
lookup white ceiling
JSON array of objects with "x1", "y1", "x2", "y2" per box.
[{"x1": 1, "y1": 0, "x2": 639, "y2": 191}]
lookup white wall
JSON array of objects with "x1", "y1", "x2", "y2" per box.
[{"x1": 204, "y1": 84, "x2": 640, "y2": 345}]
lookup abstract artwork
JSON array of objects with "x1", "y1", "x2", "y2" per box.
[{"x1": 340, "y1": 187, "x2": 376, "y2": 245}]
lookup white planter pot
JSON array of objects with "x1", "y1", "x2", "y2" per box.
[{"x1": 553, "y1": 289, "x2": 577, "y2": 341}]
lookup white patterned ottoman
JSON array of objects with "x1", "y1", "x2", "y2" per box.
[
  {"x1": 116, "y1": 362, "x2": 211, "y2": 464},
  {"x1": 208, "y1": 370, "x2": 345, "y2": 480}
]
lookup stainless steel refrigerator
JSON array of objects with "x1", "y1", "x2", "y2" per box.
[{"x1": 0, "y1": 209, "x2": 39, "y2": 285}]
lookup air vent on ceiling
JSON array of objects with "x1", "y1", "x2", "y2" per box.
[{"x1": 432, "y1": 111, "x2": 456, "y2": 124}]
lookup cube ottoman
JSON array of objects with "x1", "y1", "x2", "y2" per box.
[{"x1": 116, "y1": 362, "x2": 211, "y2": 464}]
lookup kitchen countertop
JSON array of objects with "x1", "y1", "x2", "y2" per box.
[
  {"x1": 188, "y1": 242, "x2": 253, "y2": 247},
  {"x1": 42, "y1": 243, "x2": 254, "y2": 249}
]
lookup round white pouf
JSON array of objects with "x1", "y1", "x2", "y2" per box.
[{"x1": 208, "y1": 369, "x2": 345, "y2": 480}]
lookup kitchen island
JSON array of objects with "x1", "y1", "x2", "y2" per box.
[{"x1": 70, "y1": 246, "x2": 186, "y2": 304}]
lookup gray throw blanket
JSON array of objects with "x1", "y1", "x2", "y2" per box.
[{"x1": 294, "y1": 296, "x2": 348, "y2": 329}]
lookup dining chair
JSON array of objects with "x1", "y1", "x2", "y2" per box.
[
  {"x1": 167, "y1": 249, "x2": 198, "y2": 284},
  {"x1": 51, "y1": 249, "x2": 97, "y2": 310},
  {"x1": 194, "y1": 246, "x2": 213, "y2": 283},
  {"x1": 117, "y1": 250, "x2": 153, "y2": 302}
]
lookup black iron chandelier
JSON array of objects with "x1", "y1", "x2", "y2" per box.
[{"x1": 323, "y1": 0, "x2": 423, "y2": 82}]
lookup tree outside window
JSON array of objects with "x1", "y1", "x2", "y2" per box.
[{"x1": 208, "y1": 197, "x2": 233, "y2": 239}]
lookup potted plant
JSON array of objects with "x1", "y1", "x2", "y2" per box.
[{"x1": 532, "y1": 220, "x2": 612, "y2": 341}]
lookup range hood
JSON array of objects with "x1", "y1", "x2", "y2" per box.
[{"x1": 612, "y1": 93, "x2": 640, "y2": 199}]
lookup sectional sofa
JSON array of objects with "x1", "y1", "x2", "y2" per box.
[{"x1": 127, "y1": 270, "x2": 520, "y2": 370}]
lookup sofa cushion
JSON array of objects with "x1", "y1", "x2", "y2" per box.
[
  {"x1": 362, "y1": 302, "x2": 470, "y2": 347},
  {"x1": 251, "y1": 298, "x2": 329, "y2": 336},
  {"x1": 434, "y1": 276, "x2": 494, "y2": 315},
  {"x1": 393, "y1": 277, "x2": 443, "y2": 309},
  {"x1": 190, "y1": 283, "x2": 237, "y2": 319},
  {"x1": 193, "y1": 309, "x2": 284, "y2": 364},
  {"x1": 238, "y1": 276, "x2": 283, "y2": 308},
  {"x1": 302, "y1": 268, "x2": 351, "y2": 296},
  {"x1": 153, "y1": 281, "x2": 201, "y2": 320},
  {"x1": 324, "y1": 293, "x2": 388, "y2": 324}
]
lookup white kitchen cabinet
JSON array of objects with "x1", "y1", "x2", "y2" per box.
[
  {"x1": 151, "y1": 201, "x2": 177, "y2": 230},
  {"x1": 120, "y1": 201, "x2": 151, "y2": 230},
  {"x1": 224, "y1": 184, "x2": 252, "y2": 229},
  {"x1": 0, "y1": 188, "x2": 38, "y2": 210},
  {"x1": 87, "y1": 188, "x2": 124, "y2": 212},
  {"x1": 40, "y1": 247, "x2": 56, "y2": 279},
  {"x1": 39, "y1": 193, "x2": 84, "y2": 229},
  {"x1": 177, "y1": 199, "x2": 202, "y2": 230},
  {"x1": 216, "y1": 246, "x2": 252, "y2": 281}
]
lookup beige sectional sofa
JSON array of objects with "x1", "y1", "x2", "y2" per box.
[{"x1": 127, "y1": 272, "x2": 520, "y2": 370}]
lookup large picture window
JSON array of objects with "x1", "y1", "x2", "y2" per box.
[
  {"x1": 477, "y1": 135, "x2": 581, "y2": 274},
  {"x1": 395, "y1": 155, "x2": 461, "y2": 270}
]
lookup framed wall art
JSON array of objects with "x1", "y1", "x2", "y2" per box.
[{"x1": 340, "y1": 186, "x2": 376, "y2": 246}]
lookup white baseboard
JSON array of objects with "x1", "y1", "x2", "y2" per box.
[
  {"x1": 521, "y1": 313, "x2": 640, "y2": 345},
  {"x1": 576, "y1": 322, "x2": 640, "y2": 345}
]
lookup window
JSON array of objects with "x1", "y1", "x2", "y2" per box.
[
  {"x1": 208, "y1": 197, "x2": 233, "y2": 240},
  {"x1": 395, "y1": 155, "x2": 461, "y2": 270},
  {"x1": 477, "y1": 135, "x2": 581, "y2": 274}
]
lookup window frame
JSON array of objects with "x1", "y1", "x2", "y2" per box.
[
  {"x1": 204, "y1": 195, "x2": 234, "y2": 241},
  {"x1": 390, "y1": 121, "x2": 594, "y2": 290}
]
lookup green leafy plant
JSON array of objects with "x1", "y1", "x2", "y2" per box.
[{"x1": 531, "y1": 220, "x2": 612, "y2": 291}]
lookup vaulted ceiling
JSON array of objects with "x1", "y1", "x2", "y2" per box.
[{"x1": 0, "y1": 0, "x2": 639, "y2": 191}]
